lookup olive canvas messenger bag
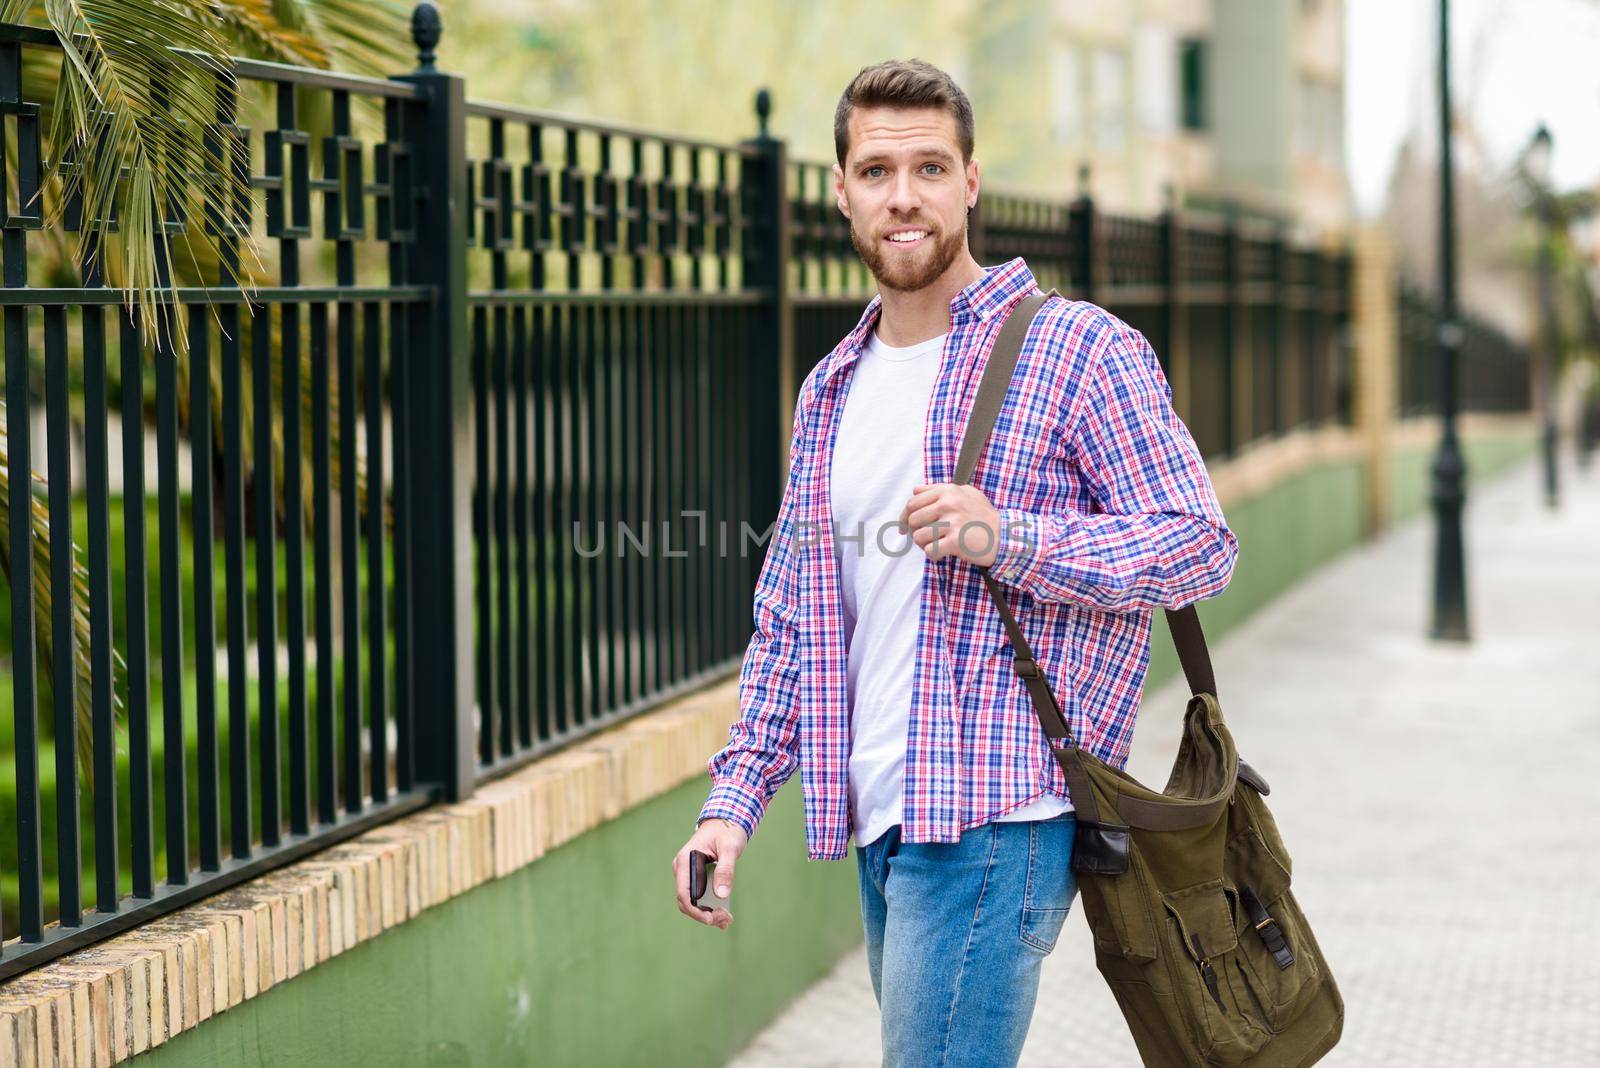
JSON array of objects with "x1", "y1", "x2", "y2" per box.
[{"x1": 958, "y1": 288, "x2": 1344, "y2": 1067}]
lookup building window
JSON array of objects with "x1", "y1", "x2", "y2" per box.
[
  {"x1": 1180, "y1": 38, "x2": 1207, "y2": 132},
  {"x1": 1050, "y1": 45, "x2": 1082, "y2": 146},
  {"x1": 1092, "y1": 47, "x2": 1128, "y2": 151},
  {"x1": 1137, "y1": 25, "x2": 1176, "y2": 136}
]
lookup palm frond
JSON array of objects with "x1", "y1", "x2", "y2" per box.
[{"x1": 39, "y1": 0, "x2": 264, "y2": 354}]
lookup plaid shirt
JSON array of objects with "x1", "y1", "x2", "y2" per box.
[{"x1": 697, "y1": 257, "x2": 1237, "y2": 861}]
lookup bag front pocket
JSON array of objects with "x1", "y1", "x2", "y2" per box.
[
  {"x1": 1161, "y1": 879, "x2": 1270, "y2": 1066},
  {"x1": 1226, "y1": 828, "x2": 1319, "y2": 1026}
]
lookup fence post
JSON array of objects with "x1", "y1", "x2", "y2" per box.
[
  {"x1": 396, "y1": 2, "x2": 476, "y2": 801},
  {"x1": 1270, "y1": 224, "x2": 1289, "y2": 434},
  {"x1": 1068, "y1": 165, "x2": 1099, "y2": 302},
  {"x1": 740, "y1": 89, "x2": 790, "y2": 595},
  {"x1": 1160, "y1": 185, "x2": 1190, "y2": 418},
  {"x1": 1223, "y1": 205, "x2": 1247, "y2": 454}
]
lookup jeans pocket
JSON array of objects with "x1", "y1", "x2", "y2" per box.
[{"x1": 1019, "y1": 814, "x2": 1078, "y2": 953}]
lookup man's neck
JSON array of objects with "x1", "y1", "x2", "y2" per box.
[{"x1": 873, "y1": 253, "x2": 986, "y2": 347}]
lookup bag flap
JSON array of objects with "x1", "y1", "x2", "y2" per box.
[{"x1": 1162, "y1": 878, "x2": 1238, "y2": 960}]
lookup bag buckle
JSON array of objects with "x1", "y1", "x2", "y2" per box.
[{"x1": 1012, "y1": 656, "x2": 1040, "y2": 679}]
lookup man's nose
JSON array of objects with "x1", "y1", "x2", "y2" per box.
[{"x1": 885, "y1": 171, "x2": 922, "y2": 215}]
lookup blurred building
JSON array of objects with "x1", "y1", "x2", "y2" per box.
[
  {"x1": 449, "y1": 0, "x2": 1354, "y2": 239},
  {"x1": 1003, "y1": 0, "x2": 1350, "y2": 239}
]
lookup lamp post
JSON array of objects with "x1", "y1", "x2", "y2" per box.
[
  {"x1": 1524, "y1": 123, "x2": 1561, "y2": 508},
  {"x1": 1430, "y1": 0, "x2": 1469, "y2": 642}
]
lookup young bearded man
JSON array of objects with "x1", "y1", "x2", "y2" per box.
[{"x1": 672, "y1": 59, "x2": 1238, "y2": 1065}]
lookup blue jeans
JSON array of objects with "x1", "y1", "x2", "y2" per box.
[{"x1": 854, "y1": 812, "x2": 1079, "y2": 1067}]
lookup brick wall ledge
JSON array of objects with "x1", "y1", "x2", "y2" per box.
[{"x1": 0, "y1": 679, "x2": 743, "y2": 1067}]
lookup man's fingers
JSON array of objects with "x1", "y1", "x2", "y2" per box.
[
  {"x1": 712, "y1": 843, "x2": 737, "y2": 897},
  {"x1": 671, "y1": 849, "x2": 706, "y2": 921}
]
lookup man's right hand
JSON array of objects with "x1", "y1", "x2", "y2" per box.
[{"x1": 672, "y1": 817, "x2": 748, "y2": 930}]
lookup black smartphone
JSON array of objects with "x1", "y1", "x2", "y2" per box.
[{"x1": 689, "y1": 850, "x2": 730, "y2": 914}]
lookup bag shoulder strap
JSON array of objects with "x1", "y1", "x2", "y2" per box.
[{"x1": 959, "y1": 288, "x2": 1217, "y2": 746}]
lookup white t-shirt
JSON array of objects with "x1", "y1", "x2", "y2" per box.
[{"x1": 831, "y1": 325, "x2": 1072, "y2": 849}]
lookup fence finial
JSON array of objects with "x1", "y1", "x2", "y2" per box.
[
  {"x1": 1077, "y1": 163, "x2": 1091, "y2": 200},
  {"x1": 412, "y1": 2, "x2": 442, "y2": 70},
  {"x1": 754, "y1": 88, "x2": 772, "y2": 138}
]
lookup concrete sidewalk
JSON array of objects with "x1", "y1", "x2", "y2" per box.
[{"x1": 728, "y1": 456, "x2": 1600, "y2": 1067}]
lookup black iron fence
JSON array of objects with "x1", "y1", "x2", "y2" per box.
[
  {"x1": 0, "y1": 9, "x2": 1532, "y2": 980},
  {"x1": 1398, "y1": 279, "x2": 1532, "y2": 416}
]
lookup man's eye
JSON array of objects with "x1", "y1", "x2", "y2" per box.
[{"x1": 923, "y1": 164, "x2": 943, "y2": 174}]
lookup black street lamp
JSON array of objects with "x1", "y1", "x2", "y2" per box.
[
  {"x1": 1523, "y1": 123, "x2": 1561, "y2": 509},
  {"x1": 1430, "y1": 0, "x2": 1469, "y2": 643}
]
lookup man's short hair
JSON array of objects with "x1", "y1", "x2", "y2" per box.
[{"x1": 833, "y1": 59, "x2": 975, "y2": 169}]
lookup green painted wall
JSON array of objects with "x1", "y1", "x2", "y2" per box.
[
  {"x1": 1147, "y1": 454, "x2": 1366, "y2": 691},
  {"x1": 137, "y1": 430, "x2": 1537, "y2": 1068},
  {"x1": 137, "y1": 776, "x2": 860, "y2": 1068},
  {"x1": 1388, "y1": 430, "x2": 1541, "y2": 524}
]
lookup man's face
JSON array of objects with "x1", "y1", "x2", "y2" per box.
[{"x1": 834, "y1": 106, "x2": 977, "y2": 294}]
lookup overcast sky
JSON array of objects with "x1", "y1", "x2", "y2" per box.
[{"x1": 1346, "y1": 0, "x2": 1600, "y2": 216}]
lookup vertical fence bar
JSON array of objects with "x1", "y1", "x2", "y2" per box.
[
  {"x1": 120, "y1": 311, "x2": 155, "y2": 900},
  {"x1": 82, "y1": 262, "x2": 118, "y2": 914},
  {"x1": 252, "y1": 306, "x2": 280, "y2": 844},
  {"x1": 45, "y1": 304, "x2": 82, "y2": 925},
  {"x1": 390, "y1": 297, "x2": 415, "y2": 790},
  {"x1": 494, "y1": 294, "x2": 513, "y2": 757},
  {"x1": 739, "y1": 91, "x2": 788, "y2": 603},
  {"x1": 582, "y1": 301, "x2": 601, "y2": 721},
  {"x1": 222, "y1": 290, "x2": 252, "y2": 862},
  {"x1": 310, "y1": 301, "x2": 336, "y2": 823},
  {"x1": 156, "y1": 309, "x2": 189, "y2": 885},
  {"x1": 472, "y1": 304, "x2": 493, "y2": 761},
  {"x1": 533, "y1": 302, "x2": 554, "y2": 743},
  {"x1": 190, "y1": 306, "x2": 221, "y2": 872},
  {"x1": 625, "y1": 302, "x2": 645, "y2": 709},
  {"x1": 603, "y1": 301, "x2": 623, "y2": 712},
  {"x1": 364, "y1": 302, "x2": 388, "y2": 802},
  {"x1": 512, "y1": 305, "x2": 533, "y2": 750},
  {"x1": 396, "y1": 26, "x2": 476, "y2": 798},
  {"x1": 642, "y1": 300, "x2": 660, "y2": 700},
  {"x1": 338, "y1": 296, "x2": 362, "y2": 815}
]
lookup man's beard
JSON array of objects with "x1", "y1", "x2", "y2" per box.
[{"x1": 848, "y1": 214, "x2": 966, "y2": 294}]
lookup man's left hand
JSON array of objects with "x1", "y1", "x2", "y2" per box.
[{"x1": 899, "y1": 482, "x2": 1003, "y2": 567}]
